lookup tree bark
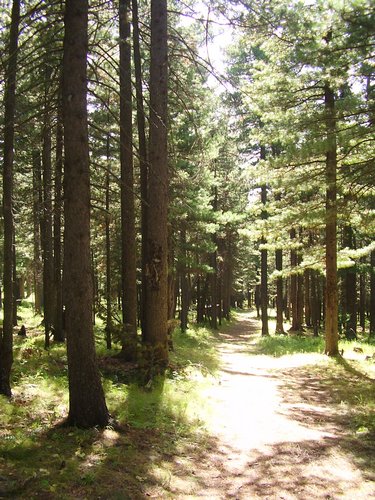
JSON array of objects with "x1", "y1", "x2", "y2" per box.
[
  {"x1": 119, "y1": 0, "x2": 137, "y2": 360},
  {"x1": 275, "y1": 249, "x2": 285, "y2": 334},
  {"x1": 62, "y1": 0, "x2": 108, "y2": 427},
  {"x1": 260, "y1": 147, "x2": 269, "y2": 336},
  {"x1": 132, "y1": 0, "x2": 149, "y2": 335},
  {"x1": 142, "y1": 0, "x2": 169, "y2": 370},
  {"x1": 370, "y1": 250, "x2": 375, "y2": 337},
  {"x1": 0, "y1": 0, "x2": 20, "y2": 397},
  {"x1": 342, "y1": 225, "x2": 357, "y2": 339},
  {"x1": 53, "y1": 100, "x2": 64, "y2": 342},
  {"x1": 304, "y1": 270, "x2": 311, "y2": 327},
  {"x1": 324, "y1": 83, "x2": 339, "y2": 355},
  {"x1": 105, "y1": 135, "x2": 112, "y2": 350},
  {"x1": 42, "y1": 63, "x2": 55, "y2": 349},
  {"x1": 33, "y1": 150, "x2": 43, "y2": 314}
]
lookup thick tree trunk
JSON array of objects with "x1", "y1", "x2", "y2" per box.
[
  {"x1": 119, "y1": 0, "x2": 137, "y2": 360},
  {"x1": 142, "y1": 0, "x2": 169, "y2": 370},
  {"x1": 62, "y1": 0, "x2": 108, "y2": 427},
  {"x1": 275, "y1": 249, "x2": 285, "y2": 334},
  {"x1": 324, "y1": 83, "x2": 339, "y2": 356},
  {"x1": 0, "y1": 0, "x2": 20, "y2": 397},
  {"x1": 132, "y1": 0, "x2": 149, "y2": 335}
]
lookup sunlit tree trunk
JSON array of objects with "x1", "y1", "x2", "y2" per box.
[
  {"x1": 62, "y1": 0, "x2": 108, "y2": 427},
  {"x1": 324, "y1": 83, "x2": 339, "y2": 356},
  {"x1": 142, "y1": 0, "x2": 169, "y2": 370}
]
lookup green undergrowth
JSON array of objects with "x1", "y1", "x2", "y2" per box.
[{"x1": 0, "y1": 319, "x2": 221, "y2": 498}]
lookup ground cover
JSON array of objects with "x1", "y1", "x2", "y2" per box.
[{"x1": 0, "y1": 306, "x2": 374, "y2": 498}]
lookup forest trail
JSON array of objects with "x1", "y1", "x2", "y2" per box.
[{"x1": 156, "y1": 312, "x2": 375, "y2": 499}]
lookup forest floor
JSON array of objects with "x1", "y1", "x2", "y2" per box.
[
  {"x1": 138, "y1": 312, "x2": 375, "y2": 499},
  {"x1": 1, "y1": 310, "x2": 375, "y2": 499}
]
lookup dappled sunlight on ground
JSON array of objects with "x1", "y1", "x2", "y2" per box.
[{"x1": 145, "y1": 311, "x2": 374, "y2": 499}]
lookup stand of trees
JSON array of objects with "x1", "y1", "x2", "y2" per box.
[{"x1": 0, "y1": 0, "x2": 373, "y2": 426}]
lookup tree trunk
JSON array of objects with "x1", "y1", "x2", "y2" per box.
[
  {"x1": 370, "y1": 250, "x2": 375, "y2": 338},
  {"x1": 0, "y1": 0, "x2": 20, "y2": 397},
  {"x1": 310, "y1": 270, "x2": 319, "y2": 336},
  {"x1": 304, "y1": 270, "x2": 311, "y2": 327},
  {"x1": 119, "y1": 0, "x2": 137, "y2": 360},
  {"x1": 105, "y1": 136, "x2": 112, "y2": 350},
  {"x1": 12, "y1": 244, "x2": 18, "y2": 327},
  {"x1": 359, "y1": 261, "x2": 366, "y2": 333},
  {"x1": 324, "y1": 83, "x2": 339, "y2": 356},
  {"x1": 32, "y1": 151, "x2": 43, "y2": 314},
  {"x1": 275, "y1": 249, "x2": 285, "y2": 334},
  {"x1": 342, "y1": 225, "x2": 357, "y2": 339},
  {"x1": 180, "y1": 226, "x2": 189, "y2": 332},
  {"x1": 42, "y1": 64, "x2": 55, "y2": 349},
  {"x1": 62, "y1": 0, "x2": 108, "y2": 427},
  {"x1": 132, "y1": 0, "x2": 149, "y2": 336},
  {"x1": 142, "y1": 0, "x2": 169, "y2": 370},
  {"x1": 53, "y1": 101, "x2": 64, "y2": 342},
  {"x1": 260, "y1": 149, "x2": 269, "y2": 336},
  {"x1": 289, "y1": 228, "x2": 302, "y2": 331}
]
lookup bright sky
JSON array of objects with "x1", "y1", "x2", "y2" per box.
[{"x1": 178, "y1": 1, "x2": 234, "y2": 89}]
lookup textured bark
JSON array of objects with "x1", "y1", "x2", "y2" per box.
[
  {"x1": 324, "y1": 84, "x2": 339, "y2": 355},
  {"x1": 0, "y1": 0, "x2": 20, "y2": 397},
  {"x1": 62, "y1": 0, "x2": 108, "y2": 427},
  {"x1": 132, "y1": 0, "x2": 148, "y2": 335},
  {"x1": 142, "y1": 0, "x2": 169, "y2": 369},
  {"x1": 275, "y1": 249, "x2": 285, "y2": 334},
  {"x1": 119, "y1": 0, "x2": 137, "y2": 360}
]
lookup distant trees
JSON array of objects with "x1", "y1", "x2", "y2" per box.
[{"x1": 225, "y1": 0, "x2": 375, "y2": 350}]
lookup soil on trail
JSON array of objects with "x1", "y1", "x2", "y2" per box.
[{"x1": 148, "y1": 312, "x2": 375, "y2": 499}]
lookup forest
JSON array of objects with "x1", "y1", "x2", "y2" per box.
[{"x1": 0, "y1": 0, "x2": 374, "y2": 498}]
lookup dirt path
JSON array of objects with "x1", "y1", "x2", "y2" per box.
[{"x1": 159, "y1": 312, "x2": 375, "y2": 499}]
